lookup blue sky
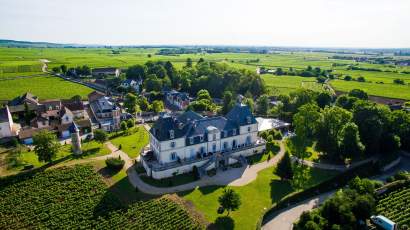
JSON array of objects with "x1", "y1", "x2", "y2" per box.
[{"x1": 0, "y1": 0, "x2": 409, "y2": 48}]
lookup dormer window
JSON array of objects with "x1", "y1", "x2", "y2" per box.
[
  {"x1": 170, "y1": 141, "x2": 176, "y2": 148},
  {"x1": 246, "y1": 116, "x2": 251, "y2": 124},
  {"x1": 169, "y1": 130, "x2": 174, "y2": 139},
  {"x1": 232, "y1": 129, "x2": 236, "y2": 135},
  {"x1": 248, "y1": 126, "x2": 251, "y2": 132},
  {"x1": 199, "y1": 135, "x2": 204, "y2": 142},
  {"x1": 189, "y1": 137, "x2": 194, "y2": 144}
]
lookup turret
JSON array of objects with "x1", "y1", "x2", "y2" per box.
[{"x1": 69, "y1": 122, "x2": 82, "y2": 155}]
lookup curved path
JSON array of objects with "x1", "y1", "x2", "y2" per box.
[
  {"x1": 291, "y1": 155, "x2": 376, "y2": 171},
  {"x1": 124, "y1": 141, "x2": 286, "y2": 195}
]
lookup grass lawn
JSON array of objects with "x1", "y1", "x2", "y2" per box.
[
  {"x1": 0, "y1": 75, "x2": 93, "y2": 100},
  {"x1": 180, "y1": 166, "x2": 339, "y2": 230},
  {"x1": 1, "y1": 141, "x2": 110, "y2": 175},
  {"x1": 261, "y1": 74, "x2": 324, "y2": 95},
  {"x1": 110, "y1": 126, "x2": 149, "y2": 158}
]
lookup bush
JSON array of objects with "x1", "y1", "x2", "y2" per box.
[
  {"x1": 94, "y1": 129, "x2": 108, "y2": 143},
  {"x1": 127, "y1": 119, "x2": 135, "y2": 128},
  {"x1": 394, "y1": 170, "x2": 409, "y2": 181},
  {"x1": 344, "y1": 75, "x2": 352, "y2": 81},
  {"x1": 105, "y1": 157, "x2": 125, "y2": 170},
  {"x1": 357, "y1": 76, "x2": 366, "y2": 82}
]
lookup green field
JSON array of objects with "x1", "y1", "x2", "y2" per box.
[
  {"x1": 0, "y1": 75, "x2": 93, "y2": 100},
  {"x1": 109, "y1": 126, "x2": 149, "y2": 158},
  {"x1": 0, "y1": 165, "x2": 202, "y2": 229},
  {"x1": 180, "y1": 166, "x2": 338, "y2": 230},
  {"x1": 1, "y1": 47, "x2": 410, "y2": 100}
]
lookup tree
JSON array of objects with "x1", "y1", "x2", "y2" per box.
[
  {"x1": 138, "y1": 96, "x2": 150, "y2": 112},
  {"x1": 144, "y1": 74, "x2": 163, "y2": 92},
  {"x1": 389, "y1": 110, "x2": 410, "y2": 151},
  {"x1": 120, "y1": 121, "x2": 128, "y2": 132},
  {"x1": 294, "y1": 103, "x2": 321, "y2": 140},
  {"x1": 222, "y1": 91, "x2": 235, "y2": 114},
  {"x1": 316, "y1": 106, "x2": 352, "y2": 158},
  {"x1": 94, "y1": 129, "x2": 108, "y2": 143},
  {"x1": 316, "y1": 92, "x2": 332, "y2": 108},
  {"x1": 127, "y1": 119, "x2": 135, "y2": 128},
  {"x1": 51, "y1": 66, "x2": 60, "y2": 73},
  {"x1": 126, "y1": 64, "x2": 146, "y2": 80},
  {"x1": 348, "y1": 89, "x2": 368, "y2": 100},
  {"x1": 352, "y1": 101, "x2": 390, "y2": 154},
  {"x1": 186, "y1": 58, "x2": 193, "y2": 68},
  {"x1": 256, "y1": 95, "x2": 269, "y2": 115},
  {"x1": 71, "y1": 95, "x2": 82, "y2": 102},
  {"x1": 335, "y1": 95, "x2": 358, "y2": 110},
  {"x1": 33, "y1": 130, "x2": 61, "y2": 163},
  {"x1": 152, "y1": 100, "x2": 164, "y2": 113},
  {"x1": 338, "y1": 122, "x2": 365, "y2": 160},
  {"x1": 243, "y1": 97, "x2": 255, "y2": 113},
  {"x1": 218, "y1": 188, "x2": 241, "y2": 216},
  {"x1": 23, "y1": 102, "x2": 35, "y2": 125},
  {"x1": 197, "y1": 89, "x2": 211, "y2": 101},
  {"x1": 60, "y1": 64, "x2": 67, "y2": 74},
  {"x1": 124, "y1": 93, "x2": 138, "y2": 114},
  {"x1": 276, "y1": 151, "x2": 293, "y2": 180}
]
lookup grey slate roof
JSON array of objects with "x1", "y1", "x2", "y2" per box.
[{"x1": 150, "y1": 104, "x2": 255, "y2": 143}]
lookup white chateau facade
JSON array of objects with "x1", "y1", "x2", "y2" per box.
[{"x1": 141, "y1": 104, "x2": 266, "y2": 179}]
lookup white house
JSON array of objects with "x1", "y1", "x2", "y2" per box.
[
  {"x1": 121, "y1": 79, "x2": 142, "y2": 93},
  {"x1": 141, "y1": 104, "x2": 266, "y2": 179},
  {"x1": 0, "y1": 106, "x2": 16, "y2": 139},
  {"x1": 91, "y1": 67, "x2": 120, "y2": 77}
]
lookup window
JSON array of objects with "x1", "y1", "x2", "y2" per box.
[
  {"x1": 248, "y1": 126, "x2": 251, "y2": 132},
  {"x1": 169, "y1": 130, "x2": 174, "y2": 139},
  {"x1": 232, "y1": 140, "x2": 237, "y2": 148},
  {"x1": 170, "y1": 152, "x2": 177, "y2": 161},
  {"x1": 200, "y1": 147, "x2": 205, "y2": 154},
  {"x1": 246, "y1": 116, "x2": 251, "y2": 124},
  {"x1": 213, "y1": 133, "x2": 217, "y2": 141},
  {"x1": 189, "y1": 137, "x2": 194, "y2": 144},
  {"x1": 223, "y1": 142, "x2": 228, "y2": 150},
  {"x1": 223, "y1": 130, "x2": 228, "y2": 137},
  {"x1": 199, "y1": 135, "x2": 204, "y2": 142},
  {"x1": 170, "y1": 141, "x2": 176, "y2": 148},
  {"x1": 232, "y1": 129, "x2": 236, "y2": 135},
  {"x1": 212, "y1": 144, "x2": 217, "y2": 152},
  {"x1": 246, "y1": 136, "x2": 251, "y2": 144}
]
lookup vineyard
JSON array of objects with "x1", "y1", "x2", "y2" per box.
[
  {"x1": 376, "y1": 181, "x2": 410, "y2": 227},
  {"x1": 0, "y1": 165, "x2": 203, "y2": 230}
]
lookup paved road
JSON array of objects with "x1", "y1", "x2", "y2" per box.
[{"x1": 262, "y1": 192, "x2": 334, "y2": 230}]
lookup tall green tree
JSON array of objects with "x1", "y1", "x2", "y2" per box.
[
  {"x1": 33, "y1": 130, "x2": 61, "y2": 163},
  {"x1": 294, "y1": 103, "x2": 321, "y2": 139},
  {"x1": 186, "y1": 58, "x2": 193, "y2": 68},
  {"x1": 256, "y1": 95, "x2": 269, "y2": 115},
  {"x1": 218, "y1": 188, "x2": 241, "y2": 216},
  {"x1": 60, "y1": 64, "x2": 67, "y2": 74},
  {"x1": 94, "y1": 129, "x2": 108, "y2": 143},
  {"x1": 126, "y1": 64, "x2": 146, "y2": 80},
  {"x1": 338, "y1": 122, "x2": 365, "y2": 160},
  {"x1": 316, "y1": 106, "x2": 352, "y2": 158},
  {"x1": 222, "y1": 91, "x2": 235, "y2": 114},
  {"x1": 123, "y1": 93, "x2": 138, "y2": 114},
  {"x1": 152, "y1": 100, "x2": 164, "y2": 113},
  {"x1": 276, "y1": 151, "x2": 293, "y2": 180}
]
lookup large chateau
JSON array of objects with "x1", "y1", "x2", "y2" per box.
[{"x1": 141, "y1": 104, "x2": 266, "y2": 179}]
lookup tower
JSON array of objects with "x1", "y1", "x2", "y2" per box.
[{"x1": 69, "y1": 122, "x2": 82, "y2": 155}]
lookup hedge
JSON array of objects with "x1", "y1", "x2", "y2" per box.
[{"x1": 105, "y1": 157, "x2": 125, "y2": 170}]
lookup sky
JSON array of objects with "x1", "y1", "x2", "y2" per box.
[{"x1": 0, "y1": 0, "x2": 409, "y2": 48}]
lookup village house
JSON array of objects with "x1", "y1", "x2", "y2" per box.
[
  {"x1": 121, "y1": 79, "x2": 142, "y2": 92},
  {"x1": 165, "y1": 90, "x2": 190, "y2": 111},
  {"x1": 88, "y1": 91, "x2": 121, "y2": 131},
  {"x1": 91, "y1": 67, "x2": 120, "y2": 77},
  {"x1": 141, "y1": 104, "x2": 266, "y2": 179}
]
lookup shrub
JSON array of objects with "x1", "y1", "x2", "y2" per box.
[
  {"x1": 357, "y1": 76, "x2": 366, "y2": 82},
  {"x1": 394, "y1": 79, "x2": 405, "y2": 85},
  {"x1": 94, "y1": 129, "x2": 108, "y2": 143},
  {"x1": 105, "y1": 157, "x2": 125, "y2": 170},
  {"x1": 344, "y1": 75, "x2": 352, "y2": 81},
  {"x1": 394, "y1": 170, "x2": 409, "y2": 181},
  {"x1": 127, "y1": 119, "x2": 135, "y2": 128}
]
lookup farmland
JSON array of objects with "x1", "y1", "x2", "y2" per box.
[
  {"x1": 0, "y1": 165, "x2": 203, "y2": 229},
  {"x1": 376, "y1": 182, "x2": 410, "y2": 227},
  {"x1": 0, "y1": 47, "x2": 409, "y2": 100},
  {"x1": 0, "y1": 75, "x2": 93, "y2": 100}
]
